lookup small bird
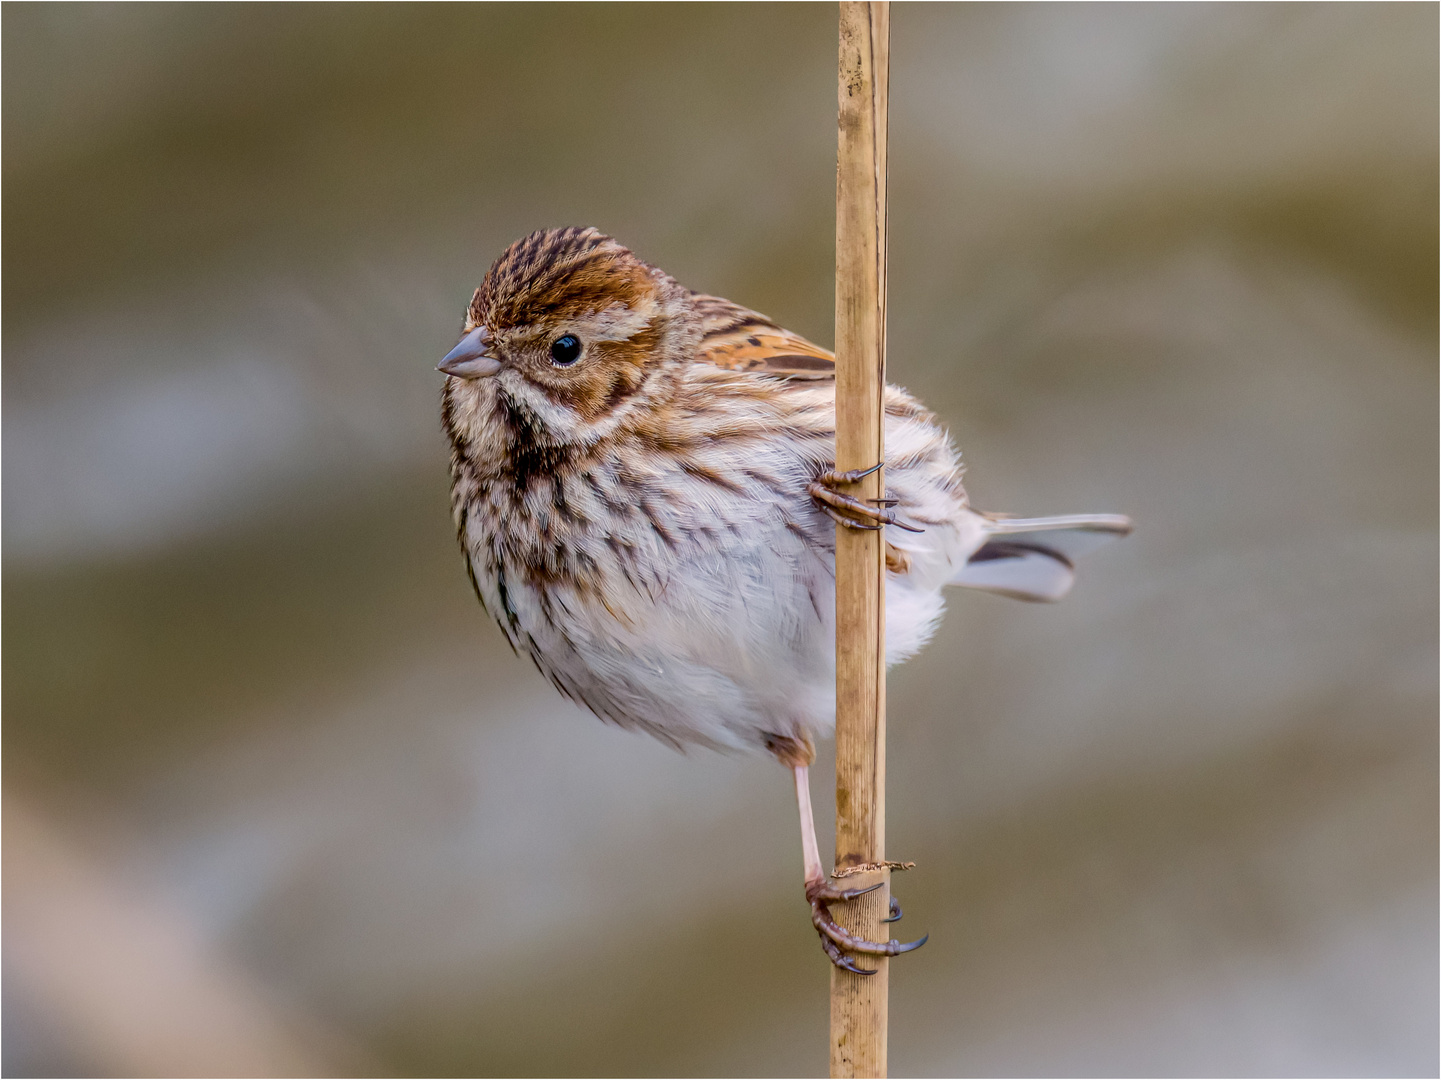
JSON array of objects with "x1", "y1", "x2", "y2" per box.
[{"x1": 439, "y1": 227, "x2": 1130, "y2": 972}]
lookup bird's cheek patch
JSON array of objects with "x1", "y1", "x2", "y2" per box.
[
  {"x1": 601, "y1": 366, "x2": 648, "y2": 414},
  {"x1": 558, "y1": 352, "x2": 648, "y2": 423}
]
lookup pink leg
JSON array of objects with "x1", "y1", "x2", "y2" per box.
[{"x1": 794, "y1": 763, "x2": 826, "y2": 885}]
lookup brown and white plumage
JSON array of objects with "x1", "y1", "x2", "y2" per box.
[
  {"x1": 439, "y1": 227, "x2": 1129, "y2": 969},
  {"x1": 442, "y1": 226, "x2": 1126, "y2": 752}
]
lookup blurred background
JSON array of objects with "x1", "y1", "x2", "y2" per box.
[{"x1": 3, "y1": 4, "x2": 1436, "y2": 1076}]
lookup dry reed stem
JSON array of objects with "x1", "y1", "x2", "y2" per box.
[{"x1": 831, "y1": 3, "x2": 891, "y2": 1077}]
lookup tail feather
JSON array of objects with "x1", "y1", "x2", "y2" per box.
[{"x1": 951, "y1": 513, "x2": 1131, "y2": 602}]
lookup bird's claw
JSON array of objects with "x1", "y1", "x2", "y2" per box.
[
  {"x1": 883, "y1": 896, "x2": 903, "y2": 923},
  {"x1": 820, "y1": 932, "x2": 877, "y2": 975},
  {"x1": 805, "y1": 878, "x2": 928, "y2": 974},
  {"x1": 808, "y1": 464, "x2": 924, "y2": 534}
]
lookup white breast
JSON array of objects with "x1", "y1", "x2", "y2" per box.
[{"x1": 463, "y1": 410, "x2": 979, "y2": 755}]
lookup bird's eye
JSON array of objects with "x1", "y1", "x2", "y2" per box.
[{"x1": 549, "y1": 334, "x2": 582, "y2": 366}]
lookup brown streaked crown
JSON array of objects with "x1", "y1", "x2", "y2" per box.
[{"x1": 469, "y1": 227, "x2": 656, "y2": 332}]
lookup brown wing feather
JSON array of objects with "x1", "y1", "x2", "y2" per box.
[{"x1": 691, "y1": 293, "x2": 835, "y2": 381}]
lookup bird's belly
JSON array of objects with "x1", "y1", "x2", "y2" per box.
[
  {"x1": 465, "y1": 507, "x2": 832, "y2": 750},
  {"x1": 466, "y1": 511, "x2": 957, "y2": 753}
]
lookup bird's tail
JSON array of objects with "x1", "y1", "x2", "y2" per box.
[{"x1": 950, "y1": 513, "x2": 1132, "y2": 602}]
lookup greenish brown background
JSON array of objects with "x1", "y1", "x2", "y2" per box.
[{"x1": 4, "y1": 4, "x2": 1436, "y2": 1076}]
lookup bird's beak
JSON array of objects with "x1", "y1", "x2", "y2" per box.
[{"x1": 438, "y1": 326, "x2": 501, "y2": 378}]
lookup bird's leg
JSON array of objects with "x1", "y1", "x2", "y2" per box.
[
  {"x1": 808, "y1": 463, "x2": 924, "y2": 533},
  {"x1": 791, "y1": 761, "x2": 927, "y2": 974}
]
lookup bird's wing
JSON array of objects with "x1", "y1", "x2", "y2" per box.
[{"x1": 692, "y1": 293, "x2": 836, "y2": 381}]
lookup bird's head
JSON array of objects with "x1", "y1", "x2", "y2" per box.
[{"x1": 440, "y1": 227, "x2": 700, "y2": 450}]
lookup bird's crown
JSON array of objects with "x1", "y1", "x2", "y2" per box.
[{"x1": 469, "y1": 226, "x2": 658, "y2": 334}]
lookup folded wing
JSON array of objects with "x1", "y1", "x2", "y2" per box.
[{"x1": 692, "y1": 293, "x2": 837, "y2": 381}]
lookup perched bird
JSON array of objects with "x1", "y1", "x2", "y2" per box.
[{"x1": 439, "y1": 227, "x2": 1130, "y2": 972}]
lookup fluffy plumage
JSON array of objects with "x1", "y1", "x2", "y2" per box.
[{"x1": 442, "y1": 227, "x2": 1128, "y2": 756}]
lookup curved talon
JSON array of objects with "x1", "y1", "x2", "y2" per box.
[
  {"x1": 806, "y1": 879, "x2": 884, "y2": 903},
  {"x1": 893, "y1": 932, "x2": 929, "y2": 954},
  {"x1": 824, "y1": 461, "x2": 884, "y2": 484},
  {"x1": 882, "y1": 896, "x2": 903, "y2": 923}
]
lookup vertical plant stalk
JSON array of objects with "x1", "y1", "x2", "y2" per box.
[{"x1": 831, "y1": 3, "x2": 890, "y2": 1078}]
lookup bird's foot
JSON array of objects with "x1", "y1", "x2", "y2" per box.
[
  {"x1": 805, "y1": 877, "x2": 928, "y2": 975},
  {"x1": 808, "y1": 463, "x2": 923, "y2": 533}
]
